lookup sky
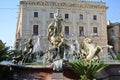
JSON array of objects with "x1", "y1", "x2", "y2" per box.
[{"x1": 0, "y1": 0, "x2": 120, "y2": 47}]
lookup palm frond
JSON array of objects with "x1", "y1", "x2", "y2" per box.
[{"x1": 68, "y1": 60, "x2": 108, "y2": 80}]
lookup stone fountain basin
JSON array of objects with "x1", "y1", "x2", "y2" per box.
[
  {"x1": 0, "y1": 63, "x2": 80, "y2": 80},
  {"x1": 1, "y1": 63, "x2": 120, "y2": 80}
]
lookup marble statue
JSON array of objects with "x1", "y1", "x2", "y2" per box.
[
  {"x1": 21, "y1": 38, "x2": 34, "y2": 63},
  {"x1": 48, "y1": 9, "x2": 63, "y2": 47},
  {"x1": 23, "y1": 38, "x2": 33, "y2": 54},
  {"x1": 80, "y1": 37, "x2": 113, "y2": 62},
  {"x1": 47, "y1": 9, "x2": 68, "y2": 71}
]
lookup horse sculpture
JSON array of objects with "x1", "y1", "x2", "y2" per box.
[{"x1": 81, "y1": 37, "x2": 112, "y2": 62}]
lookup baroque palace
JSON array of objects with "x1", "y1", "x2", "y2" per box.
[{"x1": 15, "y1": 0, "x2": 108, "y2": 58}]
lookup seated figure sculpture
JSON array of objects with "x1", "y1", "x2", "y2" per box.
[{"x1": 21, "y1": 38, "x2": 34, "y2": 63}]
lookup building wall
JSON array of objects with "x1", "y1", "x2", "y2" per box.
[
  {"x1": 15, "y1": 0, "x2": 108, "y2": 57},
  {"x1": 108, "y1": 23, "x2": 120, "y2": 53}
]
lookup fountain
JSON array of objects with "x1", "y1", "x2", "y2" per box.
[
  {"x1": 0, "y1": 9, "x2": 117, "y2": 80},
  {"x1": 15, "y1": 9, "x2": 82, "y2": 71}
]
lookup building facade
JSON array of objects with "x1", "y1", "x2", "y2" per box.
[
  {"x1": 107, "y1": 22, "x2": 120, "y2": 54},
  {"x1": 15, "y1": 0, "x2": 108, "y2": 57}
]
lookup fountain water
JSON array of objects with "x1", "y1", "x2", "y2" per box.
[{"x1": 32, "y1": 36, "x2": 43, "y2": 62}]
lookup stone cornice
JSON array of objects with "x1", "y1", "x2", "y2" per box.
[{"x1": 20, "y1": 1, "x2": 107, "y2": 10}]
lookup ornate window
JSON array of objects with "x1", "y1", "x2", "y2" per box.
[
  {"x1": 34, "y1": 12, "x2": 38, "y2": 17},
  {"x1": 93, "y1": 15, "x2": 97, "y2": 20},
  {"x1": 93, "y1": 27, "x2": 98, "y2": 36},
  {"x1": 50, "y1": 13, "x2": 54, "y2": 18},
  {"x1": 79, "y1": 26, "x2": 84, "y2": 36},
  {"x1": 80, "y1": 14, "x2": 83, "y2": 20},
  {"x1": 33, "y1": 25, "x2": 38, "y2": 35},
  {"x1": 65, "y1": 26, "x2": 69, "y2": 35},
  {"x1": 65, "y1": 14, "x2": 69, "y2": 19}
]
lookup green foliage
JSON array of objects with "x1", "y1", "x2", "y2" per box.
[
  {"x1": 0, "y1": 43, "x2": 19, "y2": 80},
  {"x1": 0, "y1": 42, "x2": 21, "y2": 80},
  {"x1": 0, "y1": 43, "x2": 11, "y2": 62},
  {"x1": 116, "y1": 54, "x2": 120, "y2": 60},
  {"x1": 68, "y1": 60, "x2": 108, "y2": 80},
  {"x1": 79, "y1": 75, "x2": 86, "y2": 80},
  {"x1": 0, "y1": 42, "x2": 22, "y2": 61},
  {"x1": 79, "y1": 75, "x2": 96, "y2": 80}
]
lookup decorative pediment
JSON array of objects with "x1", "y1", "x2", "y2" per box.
[
  {"x1": 77, "y1": 21, "x2": 86, "y2": 25},
  {"x1": 30, "y1": 19, "x2": 41, "y2": 24},
  {"x1": 91, "y1": 21, "x2": 100, "y2": 26},
  {"x1": 63, "y1": 20, "x2": 72, "y2": 25}
]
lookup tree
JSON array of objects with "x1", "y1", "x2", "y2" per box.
[
  {"x1": 0, "y1": 42, "x2": 14, "y2": 80},
  {"x1": 0, "y1": 41, "x2": 21, "y2": 61},
  {"x1": 0, "y1": 43, "x2": 11, "y2": 62},
  {"x1": 68, "y1": 60, "x2": 108, "y2": 80}
]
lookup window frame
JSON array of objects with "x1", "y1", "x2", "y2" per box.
[
  {"x1": 34, "y1": 12, "x2": 38, "y2": 18},
  {"x1": 79, "y1": 26, "x2": 84, "y2": 36},
  {"x1": 64, "y1": 26, "x2": 69, "y2": 36},
  {"x1": 33, "y1": 25, "x2": 39, "y2": 35},
  {"x1": 93, "y1": 27, "x2": 98, "y2": 36},
  {"x1": 50, "y1": 13, "x2": 54, "y2": 18},
  {"x1": 65, "y1": 13, "x2": 69, "y2": 19},
  {"x1": 80, "y1": 14, "x2": 83, "y2": 20},
  {"x1": 93, "y1": 15, "x2": 97, "y2": 20}
]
